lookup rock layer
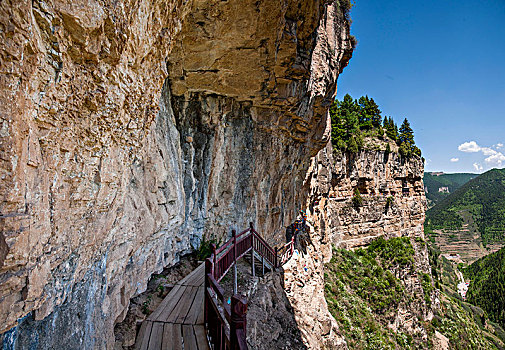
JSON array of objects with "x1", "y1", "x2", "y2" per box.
[
  {"x1": 281, "y1": 141, "x2": 429, "y2": 347},
  {"x1": 307, "y1": 141, "x2": 426, "y2": 251},
  {"x1": 0, "y1": 0, "x2": 352, "y2": 348}
]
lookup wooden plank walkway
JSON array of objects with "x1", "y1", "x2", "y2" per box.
[{"x1": 135, "y1": 263, "x2": 210, "y2": 350}]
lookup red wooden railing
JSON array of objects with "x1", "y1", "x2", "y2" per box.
[
  {"x1": 277, "y1": 236, "x2": 295, "y2": 266},
  {"x1": 204, "y1": 222, "x2": 293, "y2": 350}
]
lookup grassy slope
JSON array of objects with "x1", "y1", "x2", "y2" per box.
[
  {"x1": 324, "y1": 237, "x2": 420, "y2": 349},
  {"x1": 324, "y1": 237, "x2": 502, "y2": 349},
  {"x1": 429, "y1": 244, "x2": 505, "y2": 349},
  {"x1": 463, "y1": 246, "x2": 505, "y2": 331},
  {"x1": 426, "y1": 169, "x2": 505, "y2": 245}
]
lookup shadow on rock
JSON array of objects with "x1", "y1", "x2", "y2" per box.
[{"x1": 246, "y1": 268, "x2": 308, "y2": 350}]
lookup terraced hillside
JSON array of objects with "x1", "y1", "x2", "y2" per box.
[{"x1": 426, "y1": 169, "x2": 505, "y2": 263}]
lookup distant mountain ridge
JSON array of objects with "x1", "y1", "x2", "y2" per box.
[
  {"x1": 424, "y1": 172, "x2": 477, "y2": 206},
  {"x1": 426, "y1": 168, "x2": 505, "y2": 246}
]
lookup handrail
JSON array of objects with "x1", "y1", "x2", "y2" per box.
[
  {"x1": 204, "y1": 222, "x2": 300, "y2": 350},
  {"x1": 251, "y1": 229, "x2": 276, "y2": 257}
]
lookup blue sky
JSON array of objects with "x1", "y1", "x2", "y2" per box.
[{"x1": 336, "y1": 0, "x2": 505, "y2": 173}]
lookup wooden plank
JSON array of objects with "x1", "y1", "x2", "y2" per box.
[
  {"x1": 186, "y1": 264, "x2": 205, "y2": 286},
  {"x1": 135, "y1": 321, "x2": 153, "y2": 350},
  {"x1": 161, "y1": 323, "x2": 173, "y2": 350},
  {"x1": 177, "y1": 286, "x2": 199, "y2": 324},
  {"x1": 164, "y1": 323, "x2": 183, "y2": 350},
  {"x1": 183, "y1": 270, "x2": 200, "y2": 287},
  {"x1": 168, "y1": 286, "x2": 198, "y2": 324},
  {"x1": 182, "y1": 324, "x2": 198, "y2": 350},
  {"x1": 148, "y1": 322, "x2": 164, "y2": 350},
  {"x1": 147, "y1": 284, "x2": 183, "y2": 321},
  {"x1": 193, "y1": 325, "x2": 210, "y2": 350},
  {"x1": 194, "y1": 271, "x2": 205, "y2": 286},
  {"x1": 185, "y1": 286, "x2": 204, "y2": 325},
  {"x1": 196, "y1": 300, "x2": 205, "y2": 325},
  {"x1": 157, "y1": 285, "x2": 188, "y2": 322}
]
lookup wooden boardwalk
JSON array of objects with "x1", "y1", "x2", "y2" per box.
[{"x1": 135, "y1": 263, "x2": 210, "y2": 350}]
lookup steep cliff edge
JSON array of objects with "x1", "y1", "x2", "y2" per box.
[
  {"x1": 307, "y1": 140, "x2": 425, "y2": 251},
  {"x1": 245, "y1": 141, "x2": 432, "y2": 348},
  {"x1": 0, "y1": 0, "x2": 353, "y2": 348}
]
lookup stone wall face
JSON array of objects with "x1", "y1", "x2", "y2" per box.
[
  {"x1": 245, "y1": 142, "x2": 430, "y2": 349},
  {"x1": 306, "y1": 141, "x2": 426, "y2": 252},
  {"x1": 279, "y1": 141, "x2": 429, "y2": 348},
  {"x1": 0, "y1": 0, "x2": 352, "y2": 348}
]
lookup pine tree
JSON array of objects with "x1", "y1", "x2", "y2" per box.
[
  {"x1": 357, "y1": 96, "x2": 381, "y2": 129},
  {"x1": 368, "y1": 98, "x2": 382, "y2": 127},
  {"x1": 397, "y1": 118, "x2": 421, "y2": 157},
  {"x1": 357, "y1": 96, "x2": 372, "y2": 129},
  {"x1": 384, "y1": 116, "x2": 397, "y2": 141},
  {"x1": 398, "y1": 118, "x2": 414, "y2": 146},
  {"x1": 329, "y1": 94, "x2": 360, "y2": 152}
]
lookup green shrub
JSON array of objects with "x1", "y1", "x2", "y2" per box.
[
  {"x1": 352, "y1": 188, "x2": 363, "y2": 208},
  {"x1": 324, "y1": 237, "x2": 418, "y2": 349},
  {"x1": 419, "y1": 272, "x2": 434, "y2": 306},
  {"x1": 142, "y1": 295, "x2": 152, "y2": 315},
  {"x1": 196, "y1": 234, "x2": 221, "y2": 261},
  {"x1": 385, "y1": 196, "x2": 393, "y2": 210}
]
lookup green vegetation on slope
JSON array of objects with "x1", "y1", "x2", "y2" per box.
[
  {"x1": 463, "y1": 246, "x2": 505, "y2": 330},
  {"x1": 325, "y1": 236, "x2": 503, "y2": 349},
  {"x1": 329, "y1": 94, "x2": 421, "y2": 157},
  {"x1": 426, "y1": 168, "x2": 505, "y2": 245},
  {"x1": 324, "y1": 237, "x2": 422, "y2": 349},
  {"x1": 423, "y1": 172, "x2": 477, "y2": 205},
  {"x1": 428, "y1": 244, "x2": 505, "y2": 348}
]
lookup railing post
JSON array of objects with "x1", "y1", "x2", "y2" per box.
[
  {"x1": 232, "y1": 229, "x2": 238, "y2": 295},
  {"x1": 249, "y1": 222, "x2": 255, "y2": 277},
  {"x1": 251, "y1": 237, "x2": 255, "y2": 278},
  {"x1": 274, "y1": 247, "x2": 278, "y2": 268},
  {"x1": 230, "y1": 295, "x2": 248, "y2": 350},
  {"x1": 211, "y1": 243, "x2": 217, "y2": 279},
  {"x1": 204, "y1": 258, "x2": 212, "y2": 327}
]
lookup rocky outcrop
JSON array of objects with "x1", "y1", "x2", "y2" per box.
[
  {"x1": 278, "y1": 140, "x2": 429, "y2": 348},
  {"x1": 0, "y1": 0, "x2": 353, "y2": 348},
  {"x1": 307, "y1": 140, "x2": 425, "y2": 251}
]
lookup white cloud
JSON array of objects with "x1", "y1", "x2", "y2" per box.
[
  {"x1": 485, "y1": 153, "x2": 505, "y2": 166},
  {"x1": 481, "y1": 147, "x2": 497, "y2": 156},
  {"x1": 458, "y1": 141, "x2": 481, "y2": 153},
  {"x1": 458, "y1": 140, "x2": 505, "y2": 169},
  {"x1": 450, "y1": 158, "x2": 459, "y2": 162},
  {"x1": 473, "y1": 163, "x2": 483, "y2": 172}
]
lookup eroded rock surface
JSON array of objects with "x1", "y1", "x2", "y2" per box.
[
  {"x1": 0, "y1": 0, "x2": 352, "y2": 348},
  {"x1": 279, "y1": 141, "x2": 431, "y2": 348},
  {"x1": 307, "y1": 141, "x2": 426, "y2": 251}
]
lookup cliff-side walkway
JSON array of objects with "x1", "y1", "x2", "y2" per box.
[{"x1": 135, "y1": 262, "x2": 209, "y2": 350}]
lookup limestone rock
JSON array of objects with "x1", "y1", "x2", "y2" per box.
[
  {"x1": 278, "y1": 140, "x2": 433, "y2": 348},
  {"x1": 0, "y1": 0, "x2": 353, "y2": 347}
]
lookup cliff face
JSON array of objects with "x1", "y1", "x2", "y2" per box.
[
  {"x1": 308, "y1": 141, "x2": 425, "y2": 251},
  {"x1": 280, "y1": 141, "x2": 430, "y2": 348},
  {"x1": 0, "y1": 0, "x2": 352, "y2": 348}
]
